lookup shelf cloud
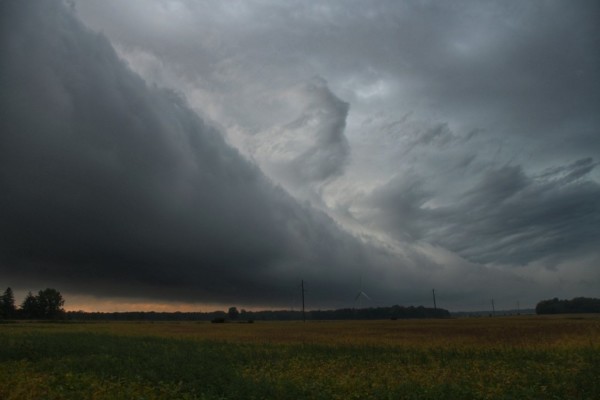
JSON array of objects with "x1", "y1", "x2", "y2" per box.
[{"x1": 1, "y1": 0, "x2": 598, "y2": 310}]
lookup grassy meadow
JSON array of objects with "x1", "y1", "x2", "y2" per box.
[{"x1": 0, "y1": 316, "x2": 598, "y2": 399}]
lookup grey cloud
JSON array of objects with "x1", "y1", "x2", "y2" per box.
[
  {"x1": 286, "y1": 80, "x2": 350, "y2": 183},
  {"x1": 0, "y1": 0, "x2": 390, "y2": 307},
  {"x1": 252, "y1": 79, "x2": 350, "y2": 192},
  {"x1": 3, "y1": 0, "x2": 598, "y2": 310},
  {"x1": 75, "y1": 0, "x2": 600, "y2": 177},
  {"x1": 366, "y1": 161, "x2": 600, "y2": 266},
  {"x1": 536, "y1": 158, "x2": 598, "y2": 183},
  {"x1": 76, "y1": 1, "x2": 600, "y2": 143},
  {"x1": 392, "y1": 122, "x2": 464, "y2": 158},
  {"x1": 365, "y1": 173, "x2": 430, "y2": 242}
]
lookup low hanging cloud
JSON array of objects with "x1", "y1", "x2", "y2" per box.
[{"x1": 0, "y1": 0, "x2": 389, "y2": 307}]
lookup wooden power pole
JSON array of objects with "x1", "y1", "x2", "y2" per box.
[{"x1": 301, "y1": 280, "x2": 306, "y2": 323}]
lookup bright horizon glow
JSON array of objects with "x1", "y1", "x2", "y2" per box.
[
  {"x1": 63, "y1": 295, "x2": 252, "y2": 313},
  {"x1": 9, "y1": 289, "x2": 533, "y2": 313}
]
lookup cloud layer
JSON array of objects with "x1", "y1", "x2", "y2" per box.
[
  {"x1": 0, "y1": 1, "x2": 392, "y2": 307},
  {"x1": 1, "y1": 0, "x2": 598, "y2": 310},
  {"x1": 365, "y1": 161, "x2": 600, "y2": 266}
]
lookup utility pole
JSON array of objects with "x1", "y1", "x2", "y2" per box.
[
  {"x1": 301, "y1": 280, "x2": 306, "y2": 323},
  {"x1": 432, "y1": 289, "x2": 437, "y2": 311}
]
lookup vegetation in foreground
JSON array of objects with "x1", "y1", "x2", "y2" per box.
[{"x1": 0, "y1": 316, "x2": 598, "y2": 400}]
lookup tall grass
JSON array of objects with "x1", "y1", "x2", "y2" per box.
[{"x1": 1, "y1": 317, "x2": 598, "y2": 399}]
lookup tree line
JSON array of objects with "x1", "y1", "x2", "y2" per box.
[
  {"x1": 15, "y1": 289, "x2": 599, "y2": 320},
  {"x1": 0, "y1": 287, "x2": 65, "y2": 320},
  {"x1": 2, "y1": 286, "x2": 449, "y2": 321},
  {"x1": 535, "y1": 297, "x2": 600, "y2": 314},
  {"x1": 66, "y1": 305, "x2": 450, "y2": 322}
]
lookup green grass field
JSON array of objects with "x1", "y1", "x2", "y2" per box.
[{"x1": 1, "y1": 316, "x2": 598, "y2": 399}]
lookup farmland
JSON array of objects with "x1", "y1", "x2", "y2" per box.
[{"x1": 1, "y1": 316, "x2": 598, "y2": 399}]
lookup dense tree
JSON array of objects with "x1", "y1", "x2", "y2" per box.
[
  {"x1": 20, "y1": 291, "x2": 40, "y2": 319},
  {"x1": 536, "y1": 297, "x2": 600, "y2": 314},
  {"x1": 0, "y1": 287, "x2": 16, "y2": 319},
  {"x1": 36, "y1": 288, "x2": 65, "y2": 319},
  {"x1": 228, "y1": 306, "x2": 239, "y2": 320},
  {"x1": 65, "y1": 305, "x2": 450, "y2": 321},
  {"x1": 19, "y1": 288, "x2": 65, "y2": 319}
]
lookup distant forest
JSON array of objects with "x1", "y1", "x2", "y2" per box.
[
  {"x1": 8, "y1": 288, "x2": 598, "y2": 321},
  {"x1": 66, "y1": 305, "x2": 451, "y2": 322},
  {"x1": 1, "y1": 285, "x2": 451, "y2": 321},
  {"x1": 536, "y1": 297, "x2": 600, "y2": 314}
]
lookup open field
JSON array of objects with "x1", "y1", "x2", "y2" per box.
[{"x1": 1, "y1": 316, "x2": 599, "y2": 399}]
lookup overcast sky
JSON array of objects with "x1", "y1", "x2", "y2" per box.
[{"x1": 1, "y1": 0, "x2": 598, "y2": 312}]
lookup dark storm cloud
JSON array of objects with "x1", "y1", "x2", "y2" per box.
[
  {"x1": 0, "y1": 0, "x2": 390, "y2": 306},
  {"x1": 366, "y1": 159, "x2": 600, "y2": 266},
  {"x1": 2, "y1": 0, "x2": 599, "y2": 310}
]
